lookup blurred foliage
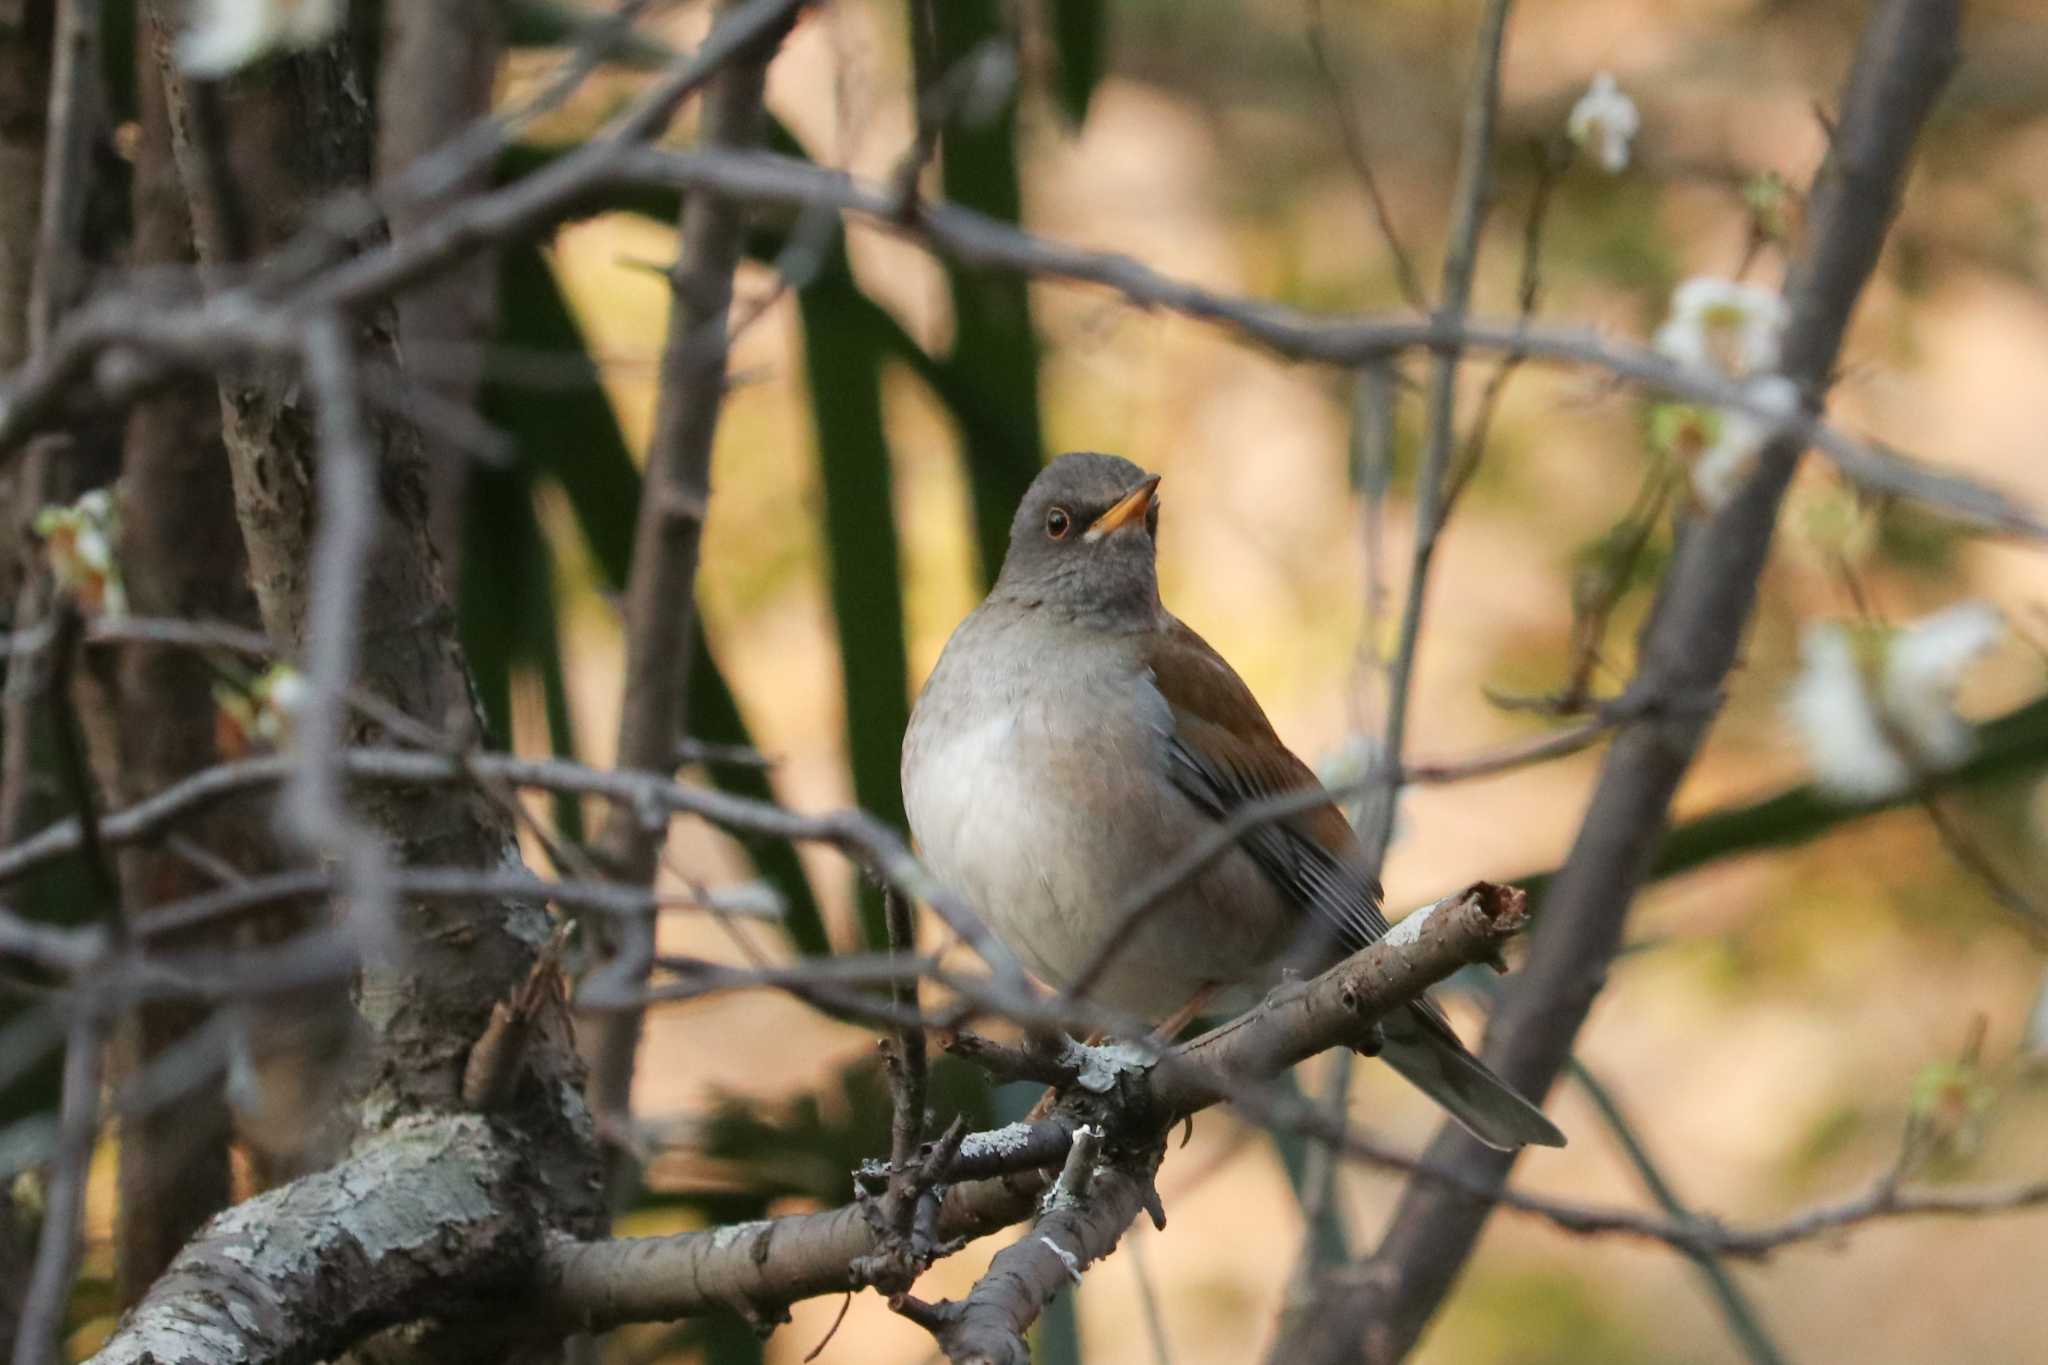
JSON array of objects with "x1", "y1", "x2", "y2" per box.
[
  {"x1": 1509, "y1": 696, "x2": 2048, "y2": 906},
  {"x1": 1435, "y1": 1266, "x2": 1659, "y2": 1365},
  {"x1": 796, "y1": 227, "x2": 911, "y2": 951},
  {"x1": 671, "y1": 1053, "x2": 997, "y2": 1212},
  {"x1": 919, "y1": 0, "x2": 1047, "y2": 580},
  {"x1": 468, "y1": 236, "x2": 828, "y2": 953}
]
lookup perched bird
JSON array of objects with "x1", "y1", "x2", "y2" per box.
[{"x1": 902, "y1": 452, "x2": 1564, "y2": 1150}]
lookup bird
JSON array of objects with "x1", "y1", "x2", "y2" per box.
[{"x1": 901, "y1": 452, "x2": 1564, "y2": 1150}]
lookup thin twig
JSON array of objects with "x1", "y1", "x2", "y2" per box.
[
  {"x1": 4, "y1": 148, "x2": 2042, "y2": 536},
  {"x1": 10, "y1": 1013, "x2": 102, "y2": 1365},
  {"x1": 883, "y1": 889, "x2": 930, "y2": 1242},
  {"x1": 1441, "y1": 137, "x2": 1564, "y2": 515},
  {"x1": 1567, "y1": 1057, "x2": 1788, "y2": 1365},
  {"x1": 584, "y1": 0, "x2": 790, "y2": 1197},
  {"x1": 1287, "y1": 5, "x2": 1971, "y2": 1361},
  {"x1": 1304, "y1": 0, "x2": 1427, "y2": 312},
  {"x1": 43, "y1": 603, "x2": 121, "y2": 940},
  {"x1": 1362, "y1": 0, "x2": 1514, "y2": 867},
  {"x1": 1919, "y1": 796, "x2": 2048, "y2": 943},
  {"x1": 293, "y1": 315, "x2": 398, "y2": 958}
]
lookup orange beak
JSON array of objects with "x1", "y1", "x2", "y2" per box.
[{"x1": 1084, "y1": 475, "x2": 1161, "y2": 541}]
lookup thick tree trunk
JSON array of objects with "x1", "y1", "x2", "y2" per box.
[
  {"x1": 139, "y1": 0, "x2": 601, "y2": 1306},
  {"x1": 378, "y1": 0, "x2": 504, "y2": 593},
  {"x1": 102, "y1": 39, "x2": 263, "y2": 1302},
  {"x1": 0, "y1": 2, "x2": 53, "y2": 1340}
]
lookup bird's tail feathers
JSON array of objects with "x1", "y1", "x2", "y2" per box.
[{"x1": 1377, "y1": 1007, "x2": 1566, "y2": 1151}]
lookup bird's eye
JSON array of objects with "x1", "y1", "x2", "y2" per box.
[{"x1": 1046, "y1": 506, "x2": 1072, "y2": 540}]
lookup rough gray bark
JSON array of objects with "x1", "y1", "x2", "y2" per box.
[
  {"x1": 922, "y1": 1150, "x2": 1163, "y2": 1365},
  {"x1": 139, "y1": 0, "x2": 602, "y2": 1302},
  {"x1": 101, "y1": 34, "x2": 254, "y2": 1302},
  {"x1": 1269, "y1": 3, "x2": 1963, "y2": 1360},
  {"x1": 141, "y1": 8, "x2": 577, "y2": 1134},
  {"x1": 0, "y1": 0, "x2": 50, "y2": 374},
  {"x1": 377, "y1": 0, "x2": 504, "y2": 589},
  {"x1": 0, "y1": 3, "x2": 52, "y2": 1336},
  {"x1": 91, "y1": 1116, "x2": 542, "y2": 1365}
]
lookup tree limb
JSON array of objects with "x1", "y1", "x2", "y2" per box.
[
  {"x1": 585, "y1": 0, "x2": 787, "y2": 1200},
  {"x1": 1270, "y1": 4, "x2": 1966, "y2": 1360},
  {"x1": 88, "y1": 1116, "x2": 542, "y2": 1365}
]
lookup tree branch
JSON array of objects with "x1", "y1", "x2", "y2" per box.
[
  {"x1": 585, "y1": 0, "x2": 787, "y2": 1199},
  {"x1": 1271, "y1": 4, "x2": 1967, "y2": 1360},
  {"x1": 914, "y1": 1134, "x2": 1161, "y2": 1365},
  {"x1": 3, "y1": 144, "x2": 2039, "y2": 539},
  {"x1": 88, "y1": 1116, "x2": 543, "y2": 1365},
  {"x1": 535, "y1": 886, "x2": 1526, "y2": 1329}
]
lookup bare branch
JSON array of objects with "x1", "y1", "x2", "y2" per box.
[
  {"x1": 89, "y1": 1115, "x2": 542, "y2": 1365},
  {"x1": 585, "y1": 0, "x2": 790, "y2": 1196},
  {"x1": 537, "y1": 886, "x2": 1523, "y2": 1331},
  {"x1": 1566, "y1": 1058, "x2": 1788, "y2": 1365},
  {"x1": 1304, "y1": 0, "x2": 1427, "y2": 312},
  {"x1": 1274, "y1": 4, "x2": 1969, "y2": 1360},
  {"x1": 1362, "y1": 0, "x2": 1513, "y2": 869},
  {"x1": 4, "y1": 147, "x2": 2040, "y2": 538},
  {"x1": 11, "y1": 1015, "x2": 101, "y2": 1365},
  {"x1": 916, "y1": 1137, "x2": 1160, "y2": 1365}
]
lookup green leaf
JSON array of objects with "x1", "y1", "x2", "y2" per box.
[
  {"x1": 456, "y1": 461, "x2": 588, "y2": 840},
  {"x1": 455, "y1": 464, "x2": 532, "y2": 750},
  {"x1": 926, "y1": 0, "x2": 1046, "y2": 583},
  {"x1": 1048, "y1": 0, "x2": 1108, "y2": 126},
  {"x1": 683, "y1": 626, "x2": 830, "y2": 957},
  {"x1": 695, "y1": 1053, "x2": 996, "y2": 1207},
  {"x1": 102, "y1": 0, "x2": 137, "y2": 124},
  {"x1": 1515, "y1": 696, "x2": 2048, "y2": 903},
  {"x1": 796, "y1": 229, "x2": 910, "y2": 951},
  {"x1": 503, "y1": 0, "x2": 674, "y2": 67},
  {"x1": 1035, "y1": 1293, "x2": 1086, "y2": 1365},
  {"x1": 486, "y1": 243, "x2": 639, "y2": 587}
]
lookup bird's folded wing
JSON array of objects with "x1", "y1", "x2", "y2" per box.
[{"x1": 1145, "y1": 615, "x2": 1392, "y2": 957}]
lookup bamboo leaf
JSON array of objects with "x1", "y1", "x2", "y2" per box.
[
  {"x1": 503, "y1": 0, "x2": 673, "y2": 67},
  {"x1": 796, "y1": 229, "x2": 909, "y2": 951},
  {"x1": 1048, "y1": 0, "x2": 1108, "y2": 127},
  {"x1": 1515, "y1": 696, "x2": 2048, "y2": 902},
  {"x1": 926, "y1": 1, "x2": 1047, "y2": 583}
]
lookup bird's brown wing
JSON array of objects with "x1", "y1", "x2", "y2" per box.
[
  {"x1": 1146, "y1": 616, "x2": 1567, "y2": 1150},
  {"x1": 1143, "y1": 615, "x2": 1392, "y2": 957}
]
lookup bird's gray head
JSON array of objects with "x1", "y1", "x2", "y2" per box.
[{"x1": 992, "y1": 452, "x2": 1163, "y2": 626}]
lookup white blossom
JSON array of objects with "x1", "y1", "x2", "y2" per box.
[
  {"x1": 179, "y1": 0, "x2": 344, "y2": 78},
  {"x1": 2025, "y1": 967, "x2": 2048, "y2": 1057},
  {"x1": 1688, "y1": 374, "x2": 1801, "y2": 510},
  {"x1": 33, "y1": 486, "x2": 125, "y2": 617},
  {"x1": 1881, "y1": 601, "x2": 2004, "y2": 770},
  {"x1": 1566, "y1": 72, "x2": 1640, "y2": 174},
  {"x1": 1787, "y1": 603, "x2": 2004, "y2": 802},
  {"x1": 1654, "y1": 277, "x2": 1788, "y2": 378},
  {"x1": 214, "y1": 662, "x2": 309, "y2": 755}
]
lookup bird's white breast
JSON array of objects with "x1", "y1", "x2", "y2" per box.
[
  {"x1": 902, "y1": 610, "x2": 1291, "y2": 1017},
  {"x1": 903, "y1": 623, "x2": 1169, "y2": 994}
]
